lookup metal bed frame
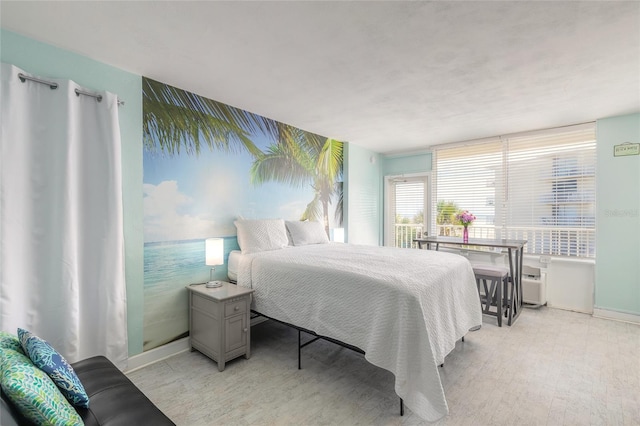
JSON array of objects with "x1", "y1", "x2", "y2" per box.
[{"x1": 250, "y1": 309, "x2": 406, "y2": 416}]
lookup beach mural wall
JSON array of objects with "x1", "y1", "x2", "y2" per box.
[{"x1": 142, "y1": 77, "x2": 344, "y2": 351}]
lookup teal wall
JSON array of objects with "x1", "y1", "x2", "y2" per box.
[
  {"x1": 1, "y1": 30, "x2": 146, "y2": 355},
  {"x1": 382, "y1": 152, "x2": 431, "y2": 176},
  {"x1": 595, "y1": 113, "x2": 640, "y2": 315},
  {"x1": 345, "y1": 143, "x2": 382, "y2": 245}
]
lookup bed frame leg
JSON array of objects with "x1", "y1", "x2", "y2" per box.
[
  {"x1": 462, "y1": 336, "x2": 465, "y2": 342},
  {"x1": 400, "y1": 398, "x2": 404, "y2": 416},
  {"x1": 298, "y1": 330, "x2": 301, "y2": 370}
]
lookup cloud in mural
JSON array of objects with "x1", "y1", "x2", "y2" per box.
[
  {"x1": 143, "y1": 180, "x2": 221, "y2": 243},
  {"x1": 278, "y1": 200, "x2": 308, "y2": 220}
]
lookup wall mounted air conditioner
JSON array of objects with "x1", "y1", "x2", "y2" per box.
[{"x1": 522, "y1": 265, "x2": 547, "y2": 306}]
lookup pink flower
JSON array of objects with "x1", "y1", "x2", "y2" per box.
[{"x1": 455, "y1": 210, "x2": 476, "y2": 227}]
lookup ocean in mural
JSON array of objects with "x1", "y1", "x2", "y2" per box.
[{"x1": 142, "y1": 77, "x2": 344, "y2": 351}]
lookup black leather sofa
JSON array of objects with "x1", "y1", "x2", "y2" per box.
[{"x1": 1, "y1": 356, "x2": 175, "y2": 426}]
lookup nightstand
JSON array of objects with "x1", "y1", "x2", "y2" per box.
[{"x1": 186, "y1": 282, "x2": 254, "y2": 371}]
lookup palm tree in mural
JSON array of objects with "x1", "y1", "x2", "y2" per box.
[
  {"x1": 249, "y1": 126, "x2": 343, "y2": 235},
  {"x1": 143, "y1": 77, "x2": 343, "y2": 229},
  {"x1": 143, "y1": 77, "x2": 268, "y2": 156}
]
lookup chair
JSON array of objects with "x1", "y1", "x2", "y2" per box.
[{"x1": 472, "y1": 265, "x2": 511, "y2": 327}]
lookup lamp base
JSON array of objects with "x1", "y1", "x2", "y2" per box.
[{"x1": 206, "y1": 281, "x2": 223, "y2": 288}]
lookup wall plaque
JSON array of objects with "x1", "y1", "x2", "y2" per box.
[{"x1": 614, "y1": 142, "x2": 639, "y2": 157}]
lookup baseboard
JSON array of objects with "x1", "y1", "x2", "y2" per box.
[
  {"x1": 546, "y1": 302, "x2": 592, "y2": 315},
  {"x1": 125, "y1": 337, "x2": 190, "y2": 374},
  {"x1": 125, "y1": 318, "x2": 269, "y2": 374},
  {"x1": 593, "y1": 308, "x2": 640, "y2": 325}
]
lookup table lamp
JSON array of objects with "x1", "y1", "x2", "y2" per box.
[{"x1": 205, "y1": 238, "x2": 224, "y2": 288}]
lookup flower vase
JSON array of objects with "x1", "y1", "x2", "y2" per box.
[{"x1": 463, "y1": 226, "x2": 469, "y2": 243}]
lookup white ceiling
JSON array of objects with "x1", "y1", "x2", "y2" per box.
[{"x1": 1, "y1": 1, "x2": 639, "y2": 154}]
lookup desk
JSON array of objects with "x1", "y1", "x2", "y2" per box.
[{"x1": 414, "y1": 236, "x2": 527, "y2": 325}]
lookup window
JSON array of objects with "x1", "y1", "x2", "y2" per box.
[
  {"x1": 431, "y1": 123, "x2": 596, "y2": 257},
  {"x1": 384, "y1": 175, "x2": 428, "y2": 248}
]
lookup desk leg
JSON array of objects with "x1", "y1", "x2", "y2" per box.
[
  {"x1": 517, "y1": 248, "x2": 524, "y2": 314},
  {"x1": 507, "y1": 248, "x2": 524, "y2": 326},
  {"x1": 507, "y1": 249, "x2": 516, "y2": 326}
]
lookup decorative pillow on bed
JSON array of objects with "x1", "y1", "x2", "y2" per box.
[
  {"x1": 0, "y1": 331, "x2": 24, "y2": 354},
  {"x1": 285, "y1": 221, "x2": 329, "y2": 246},
  {"x1": 18, "y1": 328, "x2": 90, "y2": 408},
  {"x1": 0, "y1": 347, "x2": 83, "y2": 425},
  {"x1": 234, "y1": 219, "x2": 289, "y2": 254}
]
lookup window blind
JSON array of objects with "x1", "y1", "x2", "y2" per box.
[
  {"x1": 432, "y1": 123, "x2": 596, "y2": 257},
  {"x1": 394, "y1": 180, "x2": 425, "y2": 222}
]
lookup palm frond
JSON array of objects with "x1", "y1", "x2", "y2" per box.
[
  {"x1": 316, "y1": 138, "x2": 343, "y2": 182},
  {"x1": 300, "y1": 196, "x2": 323, "y2": 222},
  {"x1": 333, "y1": 181, "x2": 343, "y2": 226},
  {"x1": 249, "y1": 143, "x2": 314, "y2": 187},
  {"x1": 144, "y1": 102, "x2": 260, "y2": 156},
  {"x1": 143, "y1": 77, "x2": 280, "y2": 157},
  {"x1": 144, "y1": 78, "x2": 281, "y2": 136}
]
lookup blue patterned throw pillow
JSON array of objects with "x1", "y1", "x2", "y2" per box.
[
  {"x1": 17, "y1": 328, "x2": 90, "y2": 408},
  {"x1": 0, "y1": 347, "x2": 83, "y2": 426}
]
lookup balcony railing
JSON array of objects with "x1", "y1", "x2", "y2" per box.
[
  {"x1": 436, "y1": 224, "x2": 496, "y2": 239},
  {"x1": 394, "y1": 223, "x2": 594, "y2": 257},
  {"x1": 502, "y1": 226, "x2": 595, "y2": 257},
  {"x1": 394, "y1": 224, "x2": 424, "y2": 249},
  {"x1": 435, "y1": 224, "x2": 595, "y2": 257}
]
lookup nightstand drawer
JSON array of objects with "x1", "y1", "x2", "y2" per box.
[{"x1": 224, "y1": 299, "x2": 246, "y2": 317}]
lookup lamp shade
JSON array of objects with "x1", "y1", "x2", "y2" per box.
[{"x1": 205, "y1": 238, "x2": 224, "y2": 266}]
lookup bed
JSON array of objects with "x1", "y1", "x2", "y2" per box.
[{"x1": 229, "y1": 219, "x2": 482, "y2": 422}]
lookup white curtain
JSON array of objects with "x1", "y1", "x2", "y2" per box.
[{"x1": 0, "y1": 63, "x2": 128, "y2": 369}]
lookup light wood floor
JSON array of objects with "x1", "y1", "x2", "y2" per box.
[{"x1": 127, "y1": 307, "x2": 640, "y2": 425}]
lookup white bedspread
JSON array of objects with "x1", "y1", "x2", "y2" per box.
[{"x1": 235, "y1": 243, "x2": 481, "y2": 421}]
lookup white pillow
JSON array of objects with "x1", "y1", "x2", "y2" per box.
[
  {"x1": 285, "y1": 221, "x2": 329, "y2": 246},
  {"x1": 234, "y1": 219, "x2": 289, "y2": 254}
]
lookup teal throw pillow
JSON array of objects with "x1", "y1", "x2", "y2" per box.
[
  {"x1": 0, "y1": 347, "x2": 83, "y2": 426},
  {"x1": 18, "y1": 328, "x2": 89, "y2": 408},
  {"x1": 0, "y1": 331, "x2": 24, "y2": 354}
]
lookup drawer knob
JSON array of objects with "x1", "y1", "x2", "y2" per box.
[
  {"x1": 243, "y1": 328, "x2": 248, "y2": 333},
  {"x1": 234, "y1": 306, "x2": 240, "y2": 311}
]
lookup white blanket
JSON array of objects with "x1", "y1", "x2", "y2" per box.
[{"x1": 235, "y1": 243, "x2": 481, "y2": 421}]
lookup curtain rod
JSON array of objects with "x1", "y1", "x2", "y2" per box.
[{"x1": 17, "y1": 72, "x2": 125, "y2": 106}]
